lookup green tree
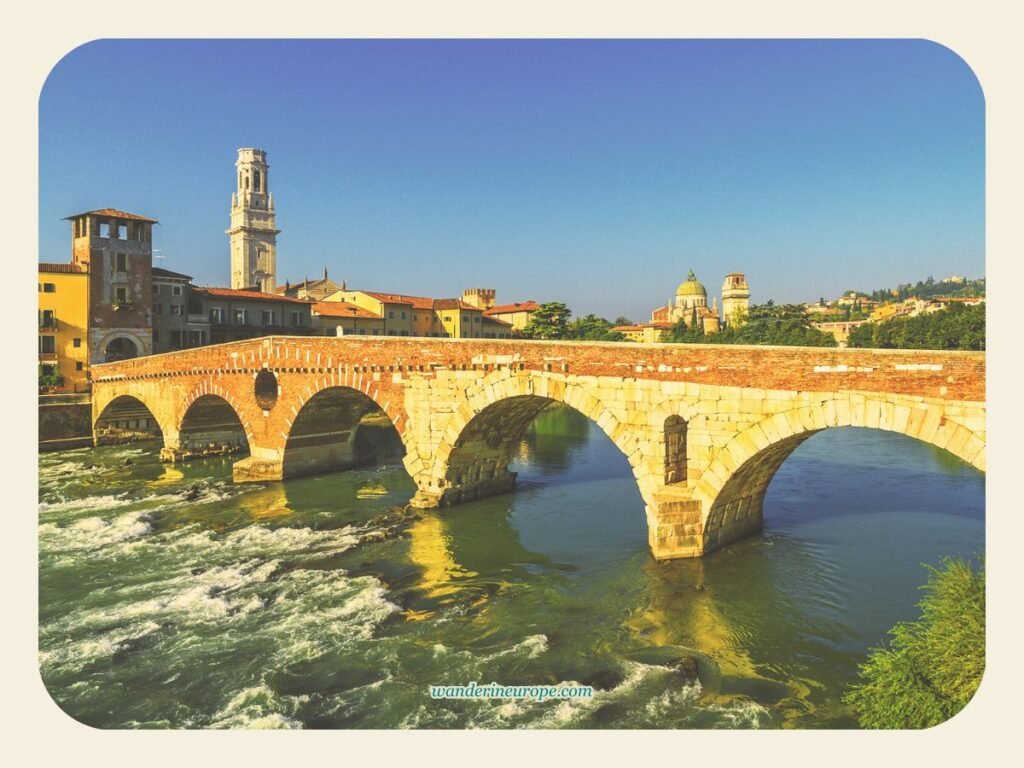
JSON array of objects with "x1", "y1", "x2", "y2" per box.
[
  {"x1": 520, "y1": 302, "x2": 571, "y2": 340},
  {"x1": 847, "y1": 304, "x2": 985, "y2": 351},
  {"x1": 665, "y1": 301, "x2": 836, "y2": 347},
  {"x1": 613, "y1": 316, "x2": 633, "y2": 327},
  {"x1": 844, "y1": 557, "x2": 985, "y2": 729},
  {"x1": 567, "y1": 314, "x2": 625, "y2": 341}
]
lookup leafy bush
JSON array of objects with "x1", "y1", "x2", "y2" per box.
[{"x1": 844, "y1": 557, "x2": 985, "y2": 729}]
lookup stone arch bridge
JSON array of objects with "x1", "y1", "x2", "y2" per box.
[{"x1": 90, "y1": 336, "x2": 985, "y2": 559}]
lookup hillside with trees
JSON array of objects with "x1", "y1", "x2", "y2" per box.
[
  {"x1": 866, "y1": 276, "x2": 985, "y2": 303},
  {"x1": 847, "y1": 303, "x2": 985, "y2": 351}
]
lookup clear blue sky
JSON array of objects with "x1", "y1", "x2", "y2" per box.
[{"x1": 39, "y1": 39, "x2": 983, "y2": 321}]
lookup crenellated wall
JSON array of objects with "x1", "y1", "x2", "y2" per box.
[{"x1": 91, "y1": 336, "x2": 985, "y2": 559}]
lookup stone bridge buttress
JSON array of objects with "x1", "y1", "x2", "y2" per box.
[{"x1": 91, "y1": 336, "x2": 986, "y2": 560}]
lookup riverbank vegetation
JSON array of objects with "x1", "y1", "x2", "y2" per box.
[{"x1": 844, "y1": 556, "x2": 985, "y2": 729}]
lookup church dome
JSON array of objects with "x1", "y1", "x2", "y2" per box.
[{"x1": 677, "y1": 270, "x2": 707, "y2": 297}]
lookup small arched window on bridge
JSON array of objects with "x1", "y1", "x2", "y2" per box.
[
  {"x1": 665, "y1": 415, "x2": 687, "y2": 485},
  {"x1": 254, "y1": 369, "x2": 279, "y2": 411}
]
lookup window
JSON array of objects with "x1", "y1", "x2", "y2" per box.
[
  {"x1": 117, "y1": 224, "x2": 128, "y2": 239},
  {"x1": 463, "y1": 315, "x2": 469, "y2": 323},
  {"x1": 234, "y1": 308, "x2": 248, "y2": 325},
  {"x1": 116, "y1": 253, "x2": 128, "y2": 271},
  {"x1": 210, "y1": 308, "x2": 225, "y2": 324},
  {"x1": 40, "y1": 283, "x2": 55, "y2": 293},
  {"x1": 73, "y1": 338, "x2": 81, "y2": 348},
  {"x1": 401, "y1": 311, "x2": 406, "y2": 319},
  {"x1": 474, "y1": 316, "x2": 481, "y2": 323},
  {"x1": 171, "y1": 331, "x2": 183, "y2": 349},
  {"x1": 291, "y1": 310, "x2": 304, "y2": 327},
  {"x1": 99, "y1": 222, "x2": 110, "y2": 237},
  {"x1": 39, "y1": 336, "x2": 55, "y2": 353},
  {"x1": 114, "y1": 287, "x2": 129, "y2": 305},
  {"x1": 389, "y1": 310, "x2": 395, "y2": 319},
  {"x1": 39, "y1": 309, "x2": 56, "y2": 329},
  {"x1": 262, "y1": 309, "x2": 276, "y2": 326},
  {"x1": 76, "y1": 362, "x2": 83, "y2": 371},
  {"x1": 254, "y1": 169, "x2": 261, "y2": 192},
  {"x1": 152, "y1": 284, "x2": 159, "y2": 295},
  {"x1": 170, "y1": 304, "x2": 184, "y2": 316},
  {"x1": 171, "y1": 285, "x2": 183, "y2": 297},
  {"x1": 154, "y1": 303, "x2": 162, "y2": 315},
  {"x1": 372, "y1": 329, "x2": 381, "y2": 335}
]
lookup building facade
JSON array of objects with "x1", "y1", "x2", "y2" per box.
[
  {"x1": 38, "y1": 263, "x2": 90, "y2": 392},
  {"x1": 195, "y1": 287, "x2": 313, "y2": 344},
  {"x1": 151, "y1": 267, "x2": 211, "y2": 353},
  {"x1": 482, "y1": 300, "x2": 540, "y2": 331},
  {"x1": 228, "y1": 148, "x2": 278, "y2": 293},
  {"x1": 720, "y1": 272, "x2": 751, "y2": 328},
  {"x1": 67, "y1": 208, "x2": 156, "y2": 364}
]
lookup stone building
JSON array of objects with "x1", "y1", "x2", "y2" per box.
[
  {"x1": 151, "y1": 267, "x2": 211, "y2": 353},
  {"x1": 37, "y1": 262, "x2": 90, "y2": 392},
  {"x1": 66, "y1": 208, "x2": 156, "y2": 363},
  {"x1": 194, "y1": 286, "x2": 313, "y2": 344},
  {"x1": 228, "y1": 148, "x2": 278, "y2": 293},
  {"x1": 277, "y1": 269, "x2": 344, "y2": 301},
  {"x1": 613, "y1": 269, "x2": 749, "y2": 341},
  {"x1": 721, "y1": 272, "x2": 751, "y2": 328},
  {"x1": 482, "y1": 300, "x2": 540, "y2": 331}
]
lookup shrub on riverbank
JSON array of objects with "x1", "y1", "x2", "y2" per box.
[{"x1": 844, "y1": 557, "x2": 985, "y2": 728}]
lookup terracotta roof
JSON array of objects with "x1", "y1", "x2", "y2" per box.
[
  {"x1": 483, "y1": 301, "x2": 541, "y2": 316},
  {"x1": 360, "y1": 292, "x2": 477, "y2": 311},
  {"x1": 361, "y1": 292, "x2": 431, "y2": 309},
  {"x1": 64, "y1": 208, "x2": 158, "y2": 223},
  {"x1": 38, "y1": 262, "x2": 86, "y2": 274},
  {"x1": 193, "y1": 286, "x2": 313, "y2": 304},
  {"x1": 433, "y1": 298, "x2": 479, "y2": 311},
  {"x1": 152, "y1": 267, "x2": 192, "y2": 280},
  {"x1": 312, "y1": 301, "x2": 382, "y2": 319}
]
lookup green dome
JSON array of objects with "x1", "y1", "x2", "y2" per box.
[{"x1": 677, "y1": 270, "x2": 707, "y2": 297}]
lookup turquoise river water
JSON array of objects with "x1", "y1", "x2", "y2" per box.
[{"x1": 38, "y1": 405, "x2": 984, "y2": 728}]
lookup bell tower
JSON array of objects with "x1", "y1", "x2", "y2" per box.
[{"x1": 227, "y1": 148, "x2": 279, "y2": 292}]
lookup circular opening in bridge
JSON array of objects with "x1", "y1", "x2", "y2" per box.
[{"x1": 254, "y1": 369, "x2": 278, "y2": 410}]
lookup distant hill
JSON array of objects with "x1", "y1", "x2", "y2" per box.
[{"x1": 865, "y1": 276, "x2": 985, "y2": 303}]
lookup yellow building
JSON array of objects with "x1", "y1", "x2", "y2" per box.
[
  {"x1": 611, "y1": 322, "x2": 673, "y2": 343},
  {"x1": 311, "y1": 301, "x2": 386, "y2": 336},
  {"x1": 482, "y1": 300, "x2": 540, "y2": 331},
  {"x1": 322, "y1": 289, "x2": 503, "y2": 338},
  {"x1": 38, "y1": 263, "x2": 90, "y2": 392}
]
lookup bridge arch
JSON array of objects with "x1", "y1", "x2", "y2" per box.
[
  {"x1": 412, "y1": 370, "x2": 648, "y2": 508},
  {"x1": 281, "y1": 381, "x2": 407, "y2": 480},
  {"x1": 93, "y1": 394, "x2": 166, "y2": 446},
  {"x1": 694, "y1": 394, "x2": 986, "y2": 554},
  {"x1": 173, "y1": 391, "x2": 252, "y2": 460}
]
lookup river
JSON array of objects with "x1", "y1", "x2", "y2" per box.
[{"x1": 38, "y1": 404, "x2": 984, "y2": 728}]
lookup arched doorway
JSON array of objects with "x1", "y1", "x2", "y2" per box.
[{"x1": 104, "y1": 337, "x2": 139, "y2": 362}]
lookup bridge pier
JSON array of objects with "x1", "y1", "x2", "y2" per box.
[{"x1": 232, "y1": 449, "x2": 284, "y2": 483}]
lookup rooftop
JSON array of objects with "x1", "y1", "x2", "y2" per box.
[
  {"x1": 483, "y1": 301, "x2": 541, "y2": 315},
  {"x1": 312, "y1": 301, "x2": 382, "y2": 319},
  {"x1": 38, "y1": 262, "x2": 87, "y2": 274},
  {"x1": 152, "y1": 267, "x2": 193, "y2": 281},
  {"x1": 64, "y1": 208, "x2": 159, "y2": 224},
  {"x1": 193, "y1": 286, "x2": 313, "y2": 304}
]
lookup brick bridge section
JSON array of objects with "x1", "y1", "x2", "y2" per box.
[{"x1": 90, "y1": 336, "x2": 985, "y2": 560}]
